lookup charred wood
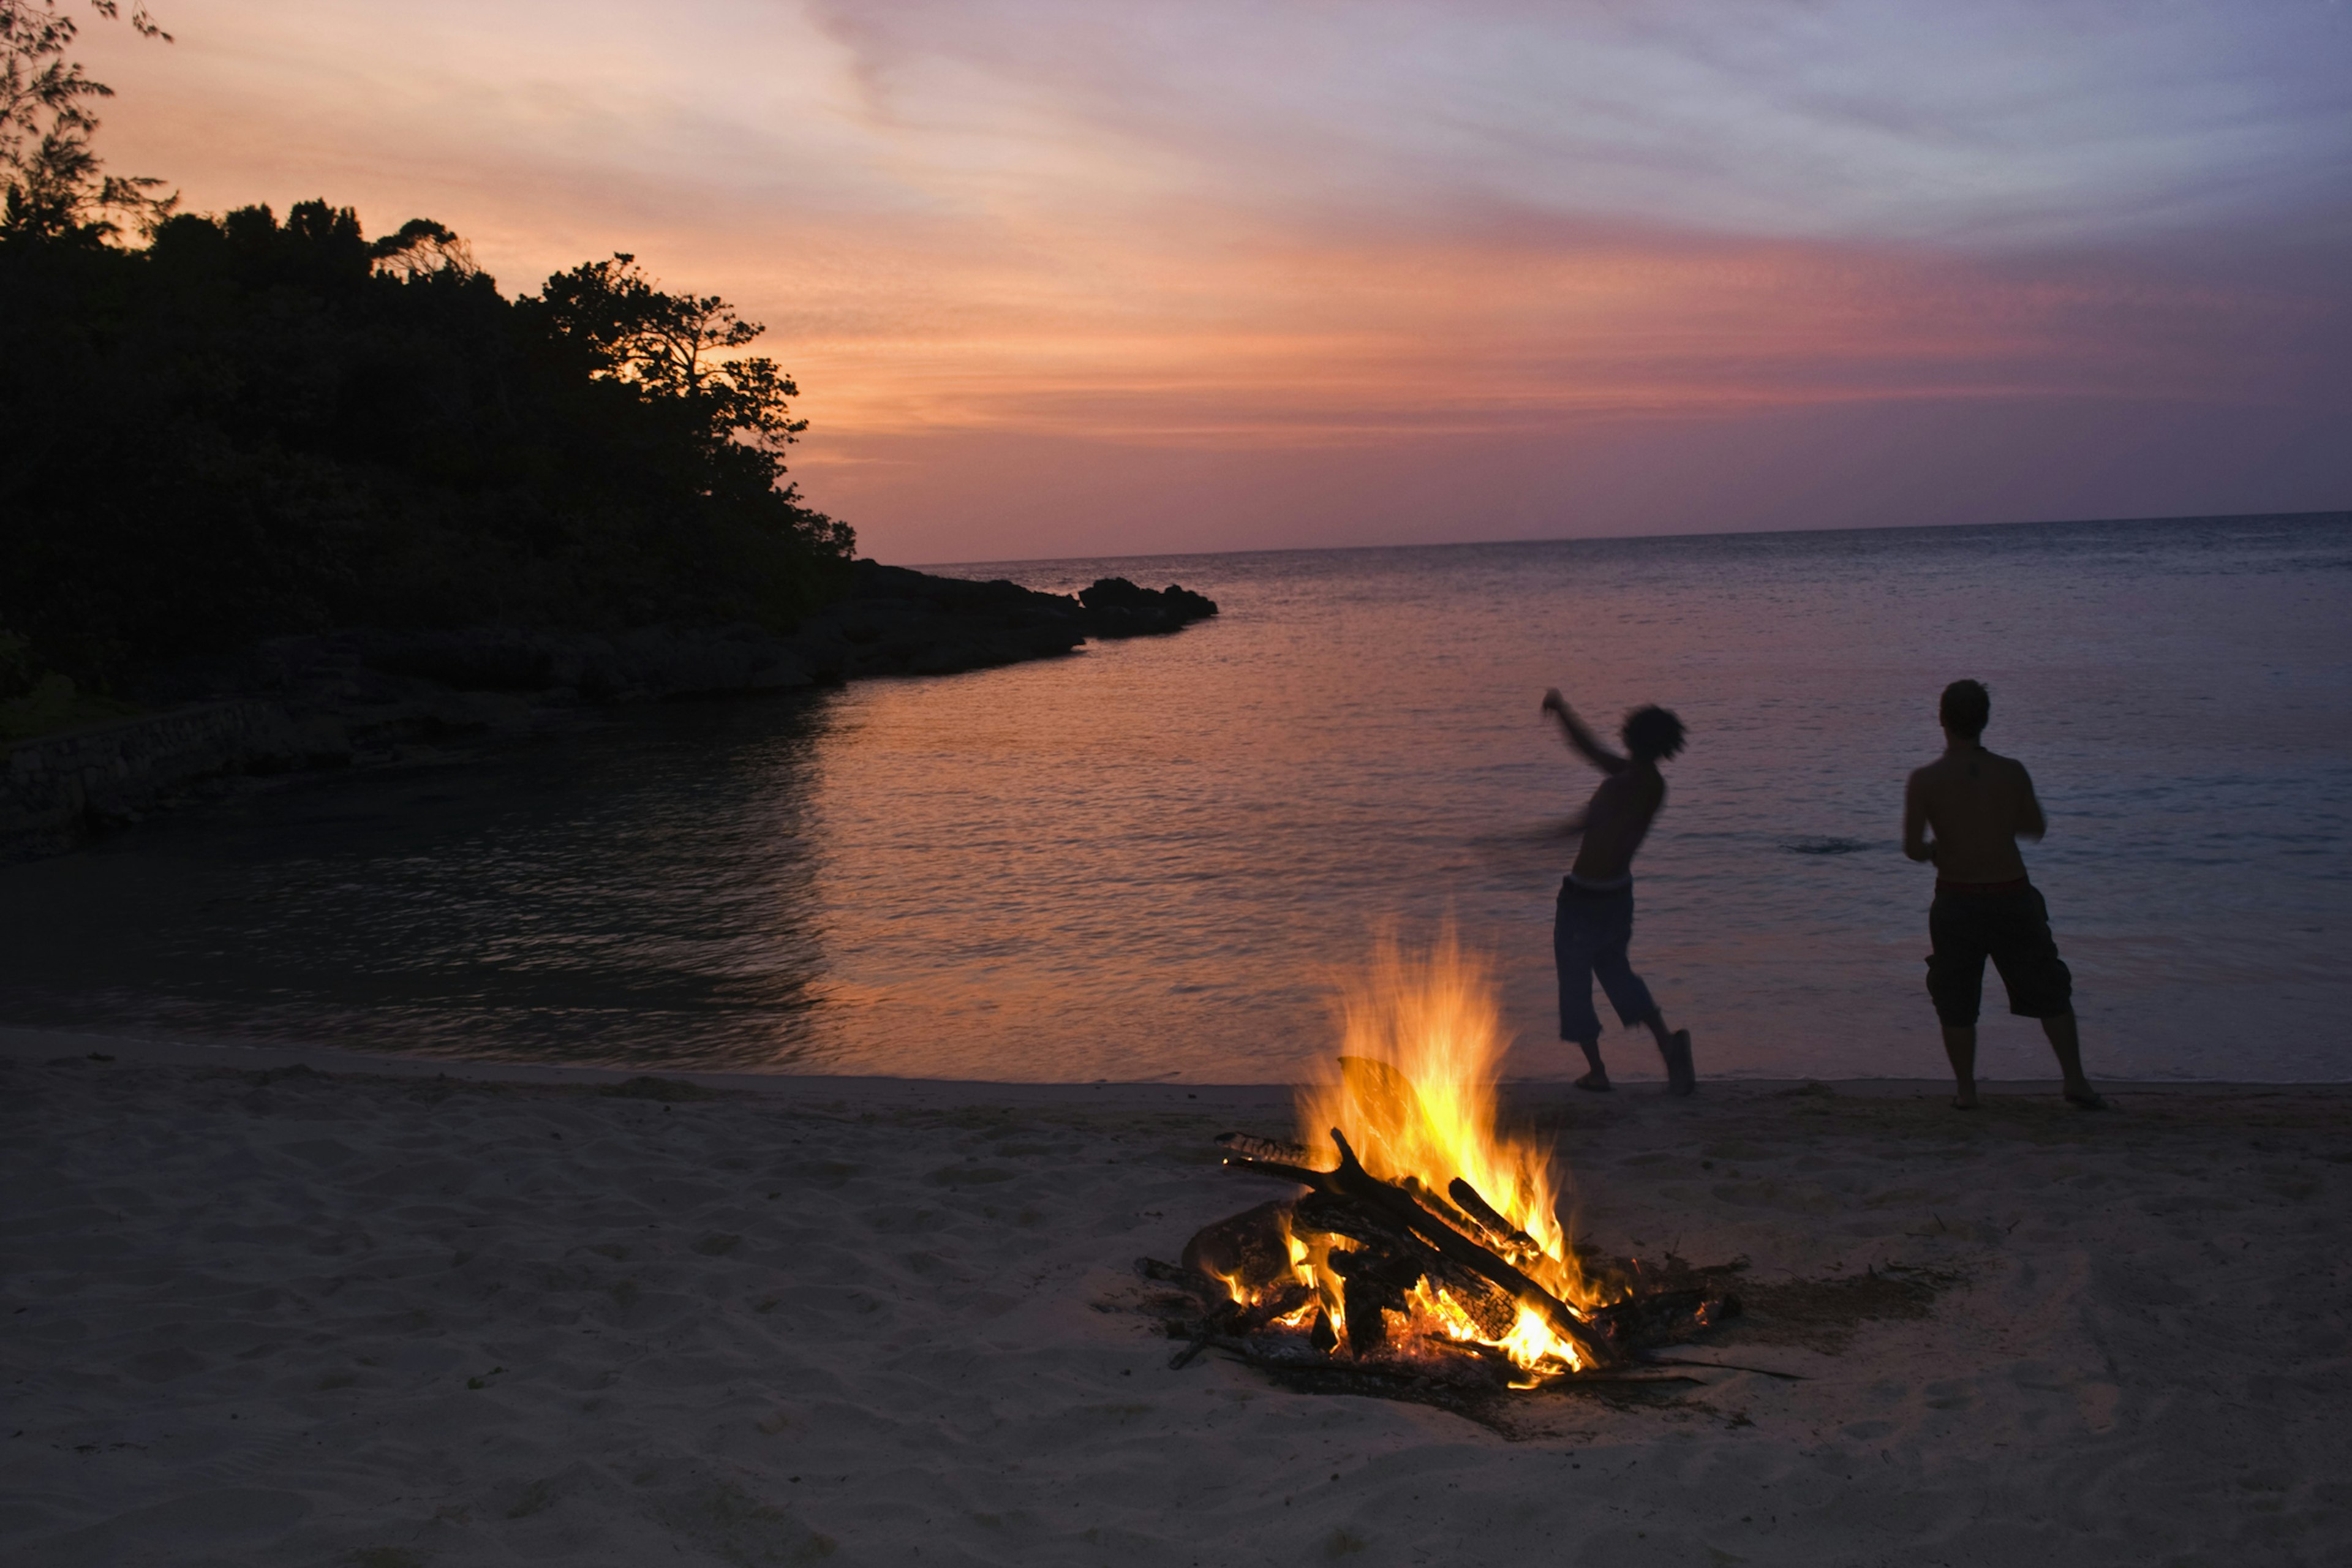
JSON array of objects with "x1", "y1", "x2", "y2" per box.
[
  {"x1": 1180, "y1": 1199, "x2": 1295, "y2": 1295},
  {"x1": 1584, "y1": 1286, "x2": 1736, "y2": 1349},
  {"x1": 1336, "y1": 1131, "x2": 1620, "y2": 1366},
  {"x1": 1215, "y1": 1130, "x2": 1312, "y2": 1165},
  {"x1": 1340, "y1": 1274, "x2": 1403, "y2": 1355},
  {"x1": 1447, "y1": 1177, "x2": 1538, "y2": 1253},
  {"x1": 1222, "y1": 1129, "x2": 1620, "y2": 1366}
]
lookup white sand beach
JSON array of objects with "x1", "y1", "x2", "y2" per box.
[{"x1": 4, "y1": 1028, "x2": 2348, "y2": 1567}]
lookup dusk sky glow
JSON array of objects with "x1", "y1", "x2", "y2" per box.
[{"x1": 80, "y1": 0, "x2": 2352, "y2": 561}]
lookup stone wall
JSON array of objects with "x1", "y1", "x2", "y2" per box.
[{"x1": 1, "y1": 701, "x2": 309, "y2": 863}]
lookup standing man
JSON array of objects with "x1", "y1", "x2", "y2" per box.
[
  {"x1": 1541, "y1": 688, "x2": 1695, "y2": 1095},
  {"x1": 1903, "y1": 679, "x2": 2105, "y2": 1110}
]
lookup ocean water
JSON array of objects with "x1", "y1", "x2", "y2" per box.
[{"x1": 3, "y1": 513, "x2": 2346, "y2": 1083}]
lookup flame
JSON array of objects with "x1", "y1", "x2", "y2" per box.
[{"x1": 1286, "y1": 929, "x2": 1607, "y2": 1376}]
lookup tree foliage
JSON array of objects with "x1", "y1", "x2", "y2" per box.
[
  {"x1": 1, "y1": 0, "x2": 173, "y2": 240},
  {"x1": 0, "y1": 201, "x2": 855, "y2": 690},
  {"x1": 0, "y1": 6, "x2": 852, "y2": 696},
  {"x1": 532, "y1": 255, "x2": 831, "y2": 516}
]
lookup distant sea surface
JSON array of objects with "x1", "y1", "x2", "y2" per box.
[{"x1": 4, "y1": 514, "x2": 2347, "y2": 1083}]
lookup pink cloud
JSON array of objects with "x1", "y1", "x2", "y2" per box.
[{"x1": 67, "y1": 0, "x2": 2352, "y2": 559}]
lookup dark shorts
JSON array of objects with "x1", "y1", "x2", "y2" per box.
[
  {"x1": 1925, "y1": 884, "x2": 2073, "y2": 1027},
  {"x1": 1555, "y1": 879, "x2": 1657, "y2": 1044}
]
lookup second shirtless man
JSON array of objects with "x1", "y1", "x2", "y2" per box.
[
  {"x1": 1541, "y1": 688, "x2": 1695, "y2": 1095},
  {"x1": 1903, "y1": 679, "x2": 2105, "y2": 1110}
]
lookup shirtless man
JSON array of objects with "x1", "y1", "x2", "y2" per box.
[
  {"x1": 1902, "y1": 679, "x2": 2105, "y2": 1110},
  {"x1": 1541, "y1": 688, "x2": 1694, "y2": 1095}
]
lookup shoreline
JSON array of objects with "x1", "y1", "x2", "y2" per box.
[{"x1": 8, "y1": 1023, "x2": 2347, "y2": 1101}]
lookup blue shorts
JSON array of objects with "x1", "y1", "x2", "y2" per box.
[{"x1": 1555, "y1": 879, "x2": 1657, "y2": 1044}]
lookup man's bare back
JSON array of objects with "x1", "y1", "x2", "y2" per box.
[{"x1": 1902, "y1": 745, "x2": 2043, "y2": 883}]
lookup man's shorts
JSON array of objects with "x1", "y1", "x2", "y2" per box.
[
  {"x1": 1924, "y1": 883, "x2": 2073, "y2": 1027},
  {"x1": 1555, "y1": 878, "x2": 1657, "y2": 1044}
]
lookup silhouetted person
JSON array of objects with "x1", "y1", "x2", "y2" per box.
[
  {"x1": 1902, "y1": 679, "x2": 2105, "y2": 1111},
  {"x1": 1541, "y1": 689, "x2": 1694, "y2": 1095}
]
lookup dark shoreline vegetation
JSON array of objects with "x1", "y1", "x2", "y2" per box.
[
  {"x1": 0, "y1": 21, "x2": 1213, "y2": 861},
  {"x1": 0, "y1": 197, "x2": 1217, "y2": 858}
]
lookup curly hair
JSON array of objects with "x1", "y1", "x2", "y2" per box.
[
  {"x1": 1939, "y1": 679, "x2": 1991, "y2": 740},
  {"x1": 1621, "y1": 705, "x2": 1686, "y2": 762}
]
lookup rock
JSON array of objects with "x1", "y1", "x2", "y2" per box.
[{"x1": 1077, "y1": 576, "x2": 1220, "y2": 630}]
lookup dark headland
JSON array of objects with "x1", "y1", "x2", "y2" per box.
[
  {"x1": 0, "y1": 565, "x2": 1216, "y2": 864},
  {"x1": 0, "y1": 195, "x2": 1214, "y2": 864}
]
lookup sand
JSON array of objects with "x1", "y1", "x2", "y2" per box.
[{"x1": 3, "y1": 1027, "x2": 2348, "y2": 1567}]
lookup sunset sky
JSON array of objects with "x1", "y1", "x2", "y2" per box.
[{"x1": 77, "y1": 0, "x2": 2352, "y2": 563}]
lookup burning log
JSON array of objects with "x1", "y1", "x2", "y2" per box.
[
  {"x1": 1281, "y1": 1193, "x2": 1519, "y2": 1341},
  {"x1": 1447, "y1": 1177, "x2": 1537, "y2": 1254},
  {"x1": 1155, "y1": 936, "x2": 1740, "y2": 1399},
  {"x1": 1180, "y1": 1199, "x2": 1295, "y2": 1297},
  {"x1": 1224, "y1": 1126, "x2": 1623, "y2": 1369},
  {"x1": 1213, "y1": 1131, "x2": 1311, "y2": 1165}
]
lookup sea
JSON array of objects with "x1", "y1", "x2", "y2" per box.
[{"x1": 3, "y1": 513, "x2": 2346, "y2": 1084}]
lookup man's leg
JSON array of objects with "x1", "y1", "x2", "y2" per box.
[
  {"x1": 1591, "y1": 894, "x2": 1691, "y2": 1095},
  {"x1": 1991, "y1": 889, "x2": 2104, "y2": 1109},
  {"x1": 1940, "y1": 1025, "x2": 1978, "y2": 1109},
  {"x1": 1570, "y1": 1035, "x2": 1610, "y2": 1091},
  {"x1": 2038, "y1": 1013, "x2": 2106, "y2": 1109},
  {"x1": 1634, "y1": 1009, "x2": 1695, "y2": 1096},
  {"x1": 1555, "y1": 888, "x2": 1610, "y2": 1090},
  {"x1": 1926, "y1": 895, "x2": 1986, "y2": 1111}
]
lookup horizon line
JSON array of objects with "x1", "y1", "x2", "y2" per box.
[{"x1": 910, "y1": 505, "x2": 2352, "y2": 575}]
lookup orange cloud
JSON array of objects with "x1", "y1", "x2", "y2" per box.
[{"x1": 67, "y1": 1, "x2": 2352, "y2": 557}]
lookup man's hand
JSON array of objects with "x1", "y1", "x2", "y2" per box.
[{"x1": 1544, "y1": 687, "x2": 1625, "y2": 774}]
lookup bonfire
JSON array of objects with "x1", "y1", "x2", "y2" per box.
[{"x1": 1148, "y1": 934, "x2": 1733, "y2": 1393}]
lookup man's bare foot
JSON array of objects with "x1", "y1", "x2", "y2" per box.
[
  {"x1": 1662, "y1": 1030, "x2": 1695, "y2": 1096},
  {"x1": 2065, "y1": 1086, "x2": 2109, "y2": 1110},
  {"x1": 1574, "y1": 1071, "x2": 1613, "y2": 1093},
  {"x1": 1951, "y1": 1084, "x2": 1979, "y2": 1110}
]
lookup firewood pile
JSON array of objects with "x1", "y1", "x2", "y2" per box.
[{"x1": 1140, "y1": 1127, "x2": 1739, "y2": 1396}]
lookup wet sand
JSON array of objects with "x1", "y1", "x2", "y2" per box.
[{"x1": 4, "y1": 1027, "x2": 2348, "y2": 1566}]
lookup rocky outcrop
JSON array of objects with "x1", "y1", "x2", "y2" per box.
[
  {"x1": 2, "y1": 701, "x2": 315, "y2": 861},
  {"x1": 2, "y1": 563, "x2": 1217, "y2": 862},
  {"x1": 808, "y1": 563, "x2": 1217, "y2": 674}
]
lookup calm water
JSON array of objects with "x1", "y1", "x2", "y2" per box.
[{"x1": 4, "y1": 514, "x2": 2347, "y2": 1082}]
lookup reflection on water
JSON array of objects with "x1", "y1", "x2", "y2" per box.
[
  {"x1": 2, "y1": 513, "x2": 2347, "y2": 1082},
  {"x1": 0, "y1": 699, "x2": 839, "y2": 1070}
]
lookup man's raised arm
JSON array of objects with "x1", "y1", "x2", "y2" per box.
[{"x1": 1542, "y1": 688, "x2": 1626, "y2": 775}]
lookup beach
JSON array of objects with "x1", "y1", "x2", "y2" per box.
[
  {"x1": 9, "y1": 3, "x2": 2346, "y2": 1559},
  {"x1": 7, "y1": 1028, "x2": 2348, "y2": 1566}
]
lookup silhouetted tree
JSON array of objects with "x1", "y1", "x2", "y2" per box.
[
  {"x1": 1, "y1": 202, "x2": 855, "y2": 690},
  {"x1": 530, "y1": 254, "x2": 845, "y2": 538},
  {"x1": 0, "y1": 7, "x2": 853, "y2": 698},
  {"x1": 1, "y1": 0, "x2": 173, "y2": 240}
]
